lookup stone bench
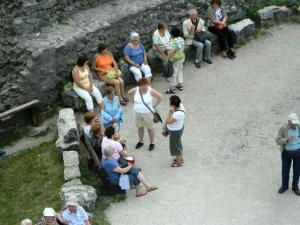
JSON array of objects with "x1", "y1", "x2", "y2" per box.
[
  {"x1": 62, "y1": 79, "x2": 107, "y2": 111},
  {"x1": 55, "y1": 108, "x2": 80, "y2": 154},
  {"x1": 256, "y1": 5, "x2": 292, "y2": 27},
  {"x1": 60, "y1": 179, "x2": 97, "y2": 212},
  {"x1": 229, "y1": 19, "x2": 255, "y2": 44},
  {"x1": 63, "y1": 151, "x2": 81, "y2": 181}
]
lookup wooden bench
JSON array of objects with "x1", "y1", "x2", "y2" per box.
[
  {"x1": 80, "y1": 131, "x2": 125, "y2": 195},
  {"x1": 0, "y1": 100, "x2": 40, "y2": 126}
]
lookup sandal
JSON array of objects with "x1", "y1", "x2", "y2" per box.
[
  {"x1": 147, "y1": 186, "x2": 159, "y2": 192},
  {"x1": 165, "y1": 88, "x2": 176, "y2": 94},
  {"x1": 173, "y1": 158, "x2": 184, "y2": 164},
  {"x1": 170, "y1": 161, "x2": 183, "y2": 167},
  {"x1": 176, "y1": 85, "x2": 183, "y2": 91},
  {"x1": 122, "y1": 96, "x2": 129, "y2": 102}
]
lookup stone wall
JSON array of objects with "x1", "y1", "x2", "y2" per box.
[{"x1": 0, "y1": 0, "x2": 247, "y2": 114}]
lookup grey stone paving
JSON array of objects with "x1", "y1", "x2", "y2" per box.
[{"x1": 105, "y1": 24, "x2": 300, "y2": 225}]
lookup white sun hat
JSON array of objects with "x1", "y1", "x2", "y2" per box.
[{"x1": 289, "y1": 113, "x2": 299, "y2": 125}]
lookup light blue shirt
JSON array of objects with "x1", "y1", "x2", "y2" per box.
[
  {"x1": 62, "y1": 205, "x2": 89, "y2": 225},
  {"x1": 285, "y1": 128, "x2": 300, "y2": 151},
  {"x1": 101, "y1": 96, "x2": 123, "y2": 129}
]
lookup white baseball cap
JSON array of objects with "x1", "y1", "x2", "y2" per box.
[
  {"x1": 43, "y1": 208, "x2": 55, "y2": 217},
  {"x1": 289, "y1": 113, "x2": 299, "y2": 125}
]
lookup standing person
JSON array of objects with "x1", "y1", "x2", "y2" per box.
[
  {"x1": 207, "y1": 0, "x2": 236, "y2": 59},
  {"x1": 164, "y1": 95, "x2": 185, "y2": 167},
  {"x1": 165, "y1": 26, "x2": 185, "y2": 94},
  {"x1": 101, "y1": 86, "x2": 124, "y2": 130},
  {"x1": 276, "y1": 113, "x2": 300, "y2": 195},
  {"x1": 94, "y1": 43, "x2": 127, "y2": 105},
  {"x1": 128, "y1": 78, "x2": 163, "y2": 151},
  {"x1": 61, "y1": 196, "x2": 91, "y2": 225},
  {"x1": 152, "y1": 22, "x2": 172, "y2": 66},
  {"x1": 124, "y1": 32, "x2": 152, "y2": 83},
  {"x1": 183, "y1": 9, "x2": 212, "y2": 68},
  {"x1": 72, "y1": 53, "x2": 103, "y2": 112}
]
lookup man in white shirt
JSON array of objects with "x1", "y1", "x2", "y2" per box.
[
  {"x1": 183, "y1": 9, "x2": 212, "y2": 68},
  {"x1": 61, "y1": 196, "x2": 91, "y2": 225}
]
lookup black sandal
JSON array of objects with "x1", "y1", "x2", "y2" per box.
[
  {"x1": 120, "y1": 100, "x2": 127, "y2": 106},
  {"x1": 176, "y1": 85, "x2": 183, "y2": 91},
  {"x1": 164, "y1": 88, "x2": 176, "y2": 94}
]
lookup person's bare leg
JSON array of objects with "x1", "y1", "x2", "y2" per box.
[
  {"x1": 137, "y1": 172, "x2": 151, "y2": 189},
  {"x1": 138, "y1": 127, "x2": 144, "y2": 142},
  {"x1": 147, "y1": 128, "x2": 155, "y2": 144}
]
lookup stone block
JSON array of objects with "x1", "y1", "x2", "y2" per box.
[
  {"x1": 64, "y1": 165, "x2": 81, "y2": 181},
  {"x1": 60, "y1": 181, "x2": 97, "y2": 211},
  {"x1": 119, "y1": 60, "x2": 136, "y2": 84},
  {"x1": 229, "y1": 19, "x2": 255, "y2": 44},
  {"x1": 256, "y1": 5, "x2": 292, "y2": 27},
  {"x1": 55, "y1": 108, "x2": 80, "y2": 154},
  {"x1": 63, "y1": 150, "x2": 79, "y2": 167},
  {"x1": 62, "y1": 80, "x2": 107, "y2": 111}
]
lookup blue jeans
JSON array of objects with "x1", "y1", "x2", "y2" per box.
[{"x1": 281, "y1": 150, "x2": 300, "y2": 190}]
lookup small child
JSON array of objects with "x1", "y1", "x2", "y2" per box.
[{"x1": 83, "y1": 111, "x2": 97, "y2": 138}]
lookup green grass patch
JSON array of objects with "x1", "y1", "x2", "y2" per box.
[{"x1": 0, "y1": 142, "x2": 64, "y2": 225}]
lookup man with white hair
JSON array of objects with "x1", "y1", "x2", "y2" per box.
[
  {"x1": 36, "y1": 208, "x2": 62, "y2": 225},
  {"x1": 20, "y1": 218, "x2": 32, "y2": 225},
  {"x1": 61, "y1": 196, "x2": 91, "y2": 225},
  {"x1": 183, "y1": 8, "x2": 212, "y2": 68},
  {"x1": 276, "y1": 113, "x2": 300, "y2": 195}
]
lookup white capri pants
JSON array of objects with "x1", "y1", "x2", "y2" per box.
[
  {"x1": 171, "y1": 58, "x2": 184, "y2": 87},
  {"x1": 129, "y1": 63, "x2": 152, "y2": 81},
  {"x1": 73, "y1": 85, "x2": 103, "y2": 111}
]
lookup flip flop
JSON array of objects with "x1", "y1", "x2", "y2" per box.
[
  {"x1": 170, "y1": 161, "x2": 183, "y2": 167},
  {"x1": 147, "y1": 186, "x2": 159, "y2": 192}
]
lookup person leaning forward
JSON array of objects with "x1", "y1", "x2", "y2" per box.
[{"x1": 276, "y1": 113, "x2": 300, "y2": 196}]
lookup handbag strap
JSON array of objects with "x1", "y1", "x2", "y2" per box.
[{"x1": 139, "y1": 88, "x2": 154, "y2": 114}]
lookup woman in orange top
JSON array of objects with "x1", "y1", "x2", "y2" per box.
[{"x1": 94, "y1": 43, "x2": 127, "y2": 106}]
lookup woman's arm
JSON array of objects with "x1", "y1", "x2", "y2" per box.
[
  {"x1": 124, "y1": 55, "x2": 139, "y2": 67},
  {"x1": 113, "y1": 164, "x2": 133, "y2": 174},
  {"x1": 87, "y1": 66, "x2": 93, "y2": 92},
  {"x1": 166, "y1": 48, "x2": 175, "y2": 61},
  {"x1": 154, "y1": 44, "x2": 167, "y2": 58},
  {"x1": 143, "y1": 49, "x2": 148, "y2": 65},
  {"x1": 150, "y1": 88, "x2": 163, "y2": 108},
  {"x1": 165, "y1": 108, "x2": 177, "y2": 124},
  {"x1": 127, "y1": 87, "x2": 137, "y2": 102}
]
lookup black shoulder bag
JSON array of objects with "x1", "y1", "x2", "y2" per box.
[{"x1": 139, "y1": 89, "x2": 162, "y2": 123}]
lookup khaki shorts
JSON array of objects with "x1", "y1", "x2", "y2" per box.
[{"x1": 135, "y1": 112, "x2": 154, "y2": 129}]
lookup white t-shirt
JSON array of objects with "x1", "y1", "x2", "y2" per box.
[
  {"x1": 152, "y1": 29, "x2": 171, "y2": 51},
  {"x1": 167, "y1": 104, "x2": 186, "y2": 131}
]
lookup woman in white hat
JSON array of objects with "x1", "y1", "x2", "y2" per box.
[{"x1": 124, "y1": 32, "x2": 152, "y2": 83}]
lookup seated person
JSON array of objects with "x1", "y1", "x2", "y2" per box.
[
  {"x1": 61, "y1": 196, "x2": 91, "y2": 225},
  {"x1": 90, "y1": 123, "x2": 104, "y2": 160},
  {"x1": 94, "y1": 43, "x2": 127, "y2": 105},
  {"x1": 124, "y1": 32, "x2": 152, "y2": 83},
  {"x1": 183, "y1": 9, "x2": 213, "y2": 69},
  {"x1": 83, "y1": 111, "x2": 96, "y2": 138},
  {"x1": 207, "y1": 0, "x2": 236, "y2": 59},
  {"x1": 152, "y1": 22, "x2": 172, "y2": 66},
  {"x1": 20, "y1": 219, "x2": 32, "y2": 225},
  {"x1": 101, "y1": 126, "x2": 128, "y2": 161},
  {"x1": 72, "y1": 53, "x2": 103, "y2": 112},
  {"x1": 102, "y1": 146, "x2": 158, "y2": 197},
  {"x1": 101, "y1": 86, "x2": 124, "y2": 130},
  {"x1": 35, "y1": 208, "x2": 62, "y2": 225}
]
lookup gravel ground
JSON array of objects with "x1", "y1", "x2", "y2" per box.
[{"x1": 106, "y1": 24, "x2": 300, "y2": 225}]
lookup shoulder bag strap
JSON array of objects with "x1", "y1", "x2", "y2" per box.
[{"x1": 139, "y1": 88, "x2": 154, "y2": 114}]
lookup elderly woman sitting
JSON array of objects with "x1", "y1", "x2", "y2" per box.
[
  {"x1": 35, "y1": 208, "x2": 63, "y2": 225},
  {"x1": 101, "y1": 86, "x2": 124, "y2": 130},
  {"x1": 124, "y1": 32, "x2": 152, "y2": 82},
  {"x1": 102, "y1": 146, "x2": 158, "y2": 197}
]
